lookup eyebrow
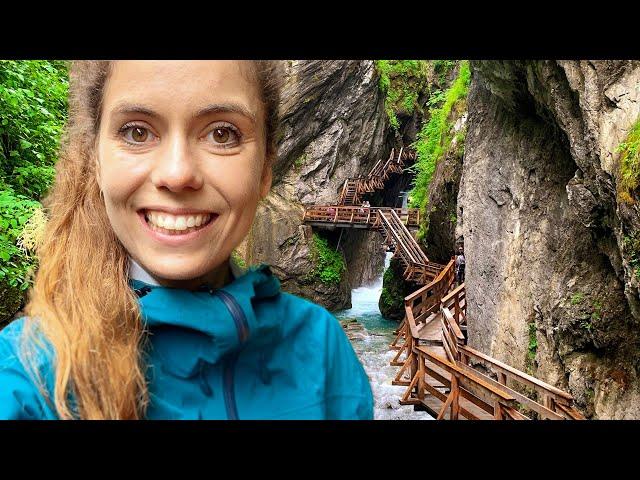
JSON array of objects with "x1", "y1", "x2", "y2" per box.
[
  {"x1": 110, "y1": 102, "x2": 257, "y2": 124},
  {"x1": 195, "y1": 103, "x2": 257, "y2": 124}
]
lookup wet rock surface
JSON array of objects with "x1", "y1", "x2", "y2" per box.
[
  {"x1": 458, "y1": 60, "x2": 640, "y2": 418},
  {"x1": 242, "y1": 61, "x2": 392, "y2": 310}
]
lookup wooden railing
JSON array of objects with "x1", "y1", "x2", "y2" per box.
[
  {"x1": 337, "y1": 147, "x2": 415, "y2": 206},
  {"x1": 303, "y1": 205, "x2": 420, "y2": 229},
  {"x1": 390, "y1": 259, "x2": 585, "y2": 420}
]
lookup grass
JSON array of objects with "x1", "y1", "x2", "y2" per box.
[
  {"x1": 408, "y1": 61, "x2": 471, "y2": 241},
  {"x1": 617, "y1": 119, "x2": 640, "y2": 203},
  {"x1": 308, "y1": 233, "x2": 346, "y2": 285},
  {"x1": 570, "y1": 292, "x2": 585, "y2": 305}
]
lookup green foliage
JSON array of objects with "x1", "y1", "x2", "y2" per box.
[
  {"x1": 0, "y1": 187, "x2": 41, "y2": 290},
  {"x1": 0, "y1": 60, "x2": 69, "y2": 199},
  {"x1": 408, "y1": 61, "x2": 470, "y2": 217},
  {"x1": 432, "y1": 60, "x2": 456, "y2": 83},
  {"x1": 0, "y1": 61, "x2": 68, "y2": 319},
  {"x1": 375, "y1": 60, "x2": 431, "y2": 130},
  {"x1": 231, "y1": 250, "x2": 247, "y2": 269},
  {"x1": 380, "y1": 266, "x2": 404, "y2": 312},
  {"x1": 379, "y1": 257, "x2": 411, "y2": 320},
  {"x1": 527, "y1": 322, "x2": 538, "y2": 363},
  {"x1": 617, "y1": 119, "x2": 640, "y2": 203},
  {"x1": 308, "y1": 233, "x2": 346, "y2": 285},
  {"x1": 294, "y1": 154, "x2": 306, "y2": 171},
  {"x1": 580, "y1": 319, "x2": 594, "y2": 332},
  {"x1": 570, "y1": 292, "x2": 585, "y2": 305},
  {"x1": 623, "y1": 233, "x2": 640, "y2": 279}
]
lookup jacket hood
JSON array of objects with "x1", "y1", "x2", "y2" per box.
[{"x1": 129, "y1": 264, "x2": 282, "y2": 379}]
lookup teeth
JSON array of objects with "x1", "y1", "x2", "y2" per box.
[{"x1": 145, "y1": 211, "x2": 210, "y2": 231}]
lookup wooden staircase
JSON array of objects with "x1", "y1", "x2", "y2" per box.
[{"x1": 337, "y1": 147, "x2": 415, "y2": 206}]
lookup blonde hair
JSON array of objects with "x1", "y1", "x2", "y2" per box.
[{"x1": 21, "y1": 60, "x2": 284, "y2": 419}]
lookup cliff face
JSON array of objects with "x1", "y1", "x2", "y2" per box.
[
  {"x1": 241, "y1": 61, "x2": 391, "y2": 310},
  {"x1": 458, "y1": 61, "x2": 640, "y2": 418}
]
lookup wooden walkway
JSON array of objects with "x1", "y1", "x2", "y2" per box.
[
  {"x1": 337, "y1": 147, "x2": 415, "y2": 206},
  {"x1": 303, "y1": 145, "x2": 585, "y2": 420}
]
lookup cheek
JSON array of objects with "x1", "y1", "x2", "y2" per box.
[
  {"x1": 98, "y1": 149, "x2": 148, "y2": 207},
  {"x1": 209, "y1": 156, "x2": 265, "y2": 207}
]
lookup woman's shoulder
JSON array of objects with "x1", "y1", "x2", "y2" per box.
[
  {"x1": 272, "y1": 291, "x2": 341, "y2": 332},
  {"x1": 0, "y1": 317, "x2": 57, "y2": 419},
  {"x1": 0, "y1": 316, "x2": 28, "y2": 357},
  {"x1": 265, "y1": 291, "x2": 361, "y2": 359}
]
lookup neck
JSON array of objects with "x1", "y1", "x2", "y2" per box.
[{"x1": 129, "y1": 257, "x2": 232, "y2": 291}]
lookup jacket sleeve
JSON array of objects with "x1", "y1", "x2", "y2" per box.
[
  {"x1": 324, "y1": 313, "x2": 374, "y2": 420},
  {"x1": 0, "y1": 320, "x2": 52, "y2": 420}
]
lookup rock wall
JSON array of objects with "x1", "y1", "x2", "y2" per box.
[
  {"x1": 242, "y1": 60, "x2": 392, "y2": 310},
  {"x1": 458, "y1": 60, "x2": 640, "y2": 418}
]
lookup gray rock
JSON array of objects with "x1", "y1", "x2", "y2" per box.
[
  {"x1": 458, "y1": 60, "x2": 640, "y2": 419},
  {"x1": 241, "y1": 61, "x2": 392, "y2": 310}
]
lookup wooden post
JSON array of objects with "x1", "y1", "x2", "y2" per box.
[
  {"x1": 494, "y1": 401, "x2": 503, "y2": 420},
  {"x1": 409, "y1": 339, "x2": 418, "y2": 397},
  {"x1": 451, "y1": 376, "x2": 460, "y2": 420},
  {"x1": 417, "y1": 351, "x2": 425, "y2": 402}
]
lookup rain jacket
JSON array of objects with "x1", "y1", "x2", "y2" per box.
[{"x1": 0, "y1": 263, "x2": 373, "y2": 420}]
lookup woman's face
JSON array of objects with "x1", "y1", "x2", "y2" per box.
[{"x1": 96, "y1": 61, "x2": 271, "y2": 287}]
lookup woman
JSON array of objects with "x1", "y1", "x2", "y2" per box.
[{"x1": 0, "y1": 61, "x2": 374, "y2": 420}]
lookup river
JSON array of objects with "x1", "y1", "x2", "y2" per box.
[{"x1": 335, "y1": 252, "x2": 433, "y2": 420}]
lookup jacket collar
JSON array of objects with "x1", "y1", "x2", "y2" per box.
[{"x1": 128, "y1": 260, "x2": 281, "y2": 378}]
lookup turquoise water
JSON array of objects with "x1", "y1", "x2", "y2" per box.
[{"x1": 335, "y1": 253, "x2": 432, "y2": 420}]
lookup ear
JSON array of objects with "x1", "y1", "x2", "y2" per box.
[{"x1": 259, "y1": 160, "x2": 272, "y2": 200}]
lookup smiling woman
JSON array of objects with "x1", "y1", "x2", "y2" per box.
[{"x1": 0, "y1": 61, "x2": 374, "y2": 420}]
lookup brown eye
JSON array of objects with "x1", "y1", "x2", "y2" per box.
[
  {"x1": 206, "y1": 123, "x2": 241, "y2": 149},
  {"x1": 212, "y1": 127, "x2": 230, "y2": 143},
  {"x1": 120, "y1": 124, "x2": 156, "y2": 145},
  {"x1": 131, "y1": 127, "x2": 148, "y2": 142}
]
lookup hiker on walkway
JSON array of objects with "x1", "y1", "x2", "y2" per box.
[{"x1": 455, "y1": 246, "x2": 466, "y2": 285}]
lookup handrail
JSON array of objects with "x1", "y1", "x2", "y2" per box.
[
  {"x1": 458, "y1": 344, "x2": 573, "y2": 402},
  {"x1": 405, "y1": 258, "x2": 454, "y2": 303}
]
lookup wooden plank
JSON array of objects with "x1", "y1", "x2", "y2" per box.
[
  {"x1": 441, "y1": 283, "x2": 465, "y2": 305},
  {"x1": 556, "y1": 403, "x2": 585, "y2": 420},
  {"x1": 437, "y1": 390, "x2": 455, "y2": 420},
  {"x1": 451, "y1": 376, "x2": 460, "y2": 420},
  {"x1": 502, "y1": 406, "x2": 529, "y2": 420},
  {"x1": 416, "y1": 347, "x2": 516, "y2": 404},
  {"x1": 458, "y1": 344, "x2": 573, "y2": 402},
  {"x1": 456, "y1": 362, "x2": 565, "y2": 420},
  {"x1": 442, "y1": 307, "x2": 465, "y2": 342},
  {"x1": 440, "y1": 322, "x2": 459, "y2": 361}
]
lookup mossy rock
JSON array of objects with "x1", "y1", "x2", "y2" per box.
[{"x1": 379, "y1": 256, "x2": 413, "y2": 321}]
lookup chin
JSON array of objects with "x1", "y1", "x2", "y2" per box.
[{"x1": 144, "y1": 256, "x2": 226, "y2": 282}]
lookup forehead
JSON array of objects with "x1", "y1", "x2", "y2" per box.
[{"x1": 102, "y1": 60, "x2": 261, "y2": 116}]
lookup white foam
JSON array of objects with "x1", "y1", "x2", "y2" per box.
[{"x1": 337, "y1": 252, "x2": 433, "y2": 420}]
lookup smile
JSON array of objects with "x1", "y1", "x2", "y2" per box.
[{"x1": 142, "y1": 209, "x2": 216, "y2": 236}]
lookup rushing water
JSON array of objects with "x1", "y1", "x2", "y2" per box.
[{"x1": 335, "y1": 252, "x2": 433, "y2": 420}]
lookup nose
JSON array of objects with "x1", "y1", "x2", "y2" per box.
[{"x1": 150, "y1": 133, "x2": 204, "y2": 192}]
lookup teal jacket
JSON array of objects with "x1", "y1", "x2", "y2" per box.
[{"x1": 0, "y1": 265, "x2": 373, "y2": 419}]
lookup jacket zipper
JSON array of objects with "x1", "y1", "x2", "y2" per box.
[{"x1": 211, "y1": 289, "x2": 249, "y2": 420}]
